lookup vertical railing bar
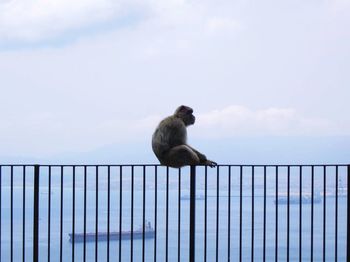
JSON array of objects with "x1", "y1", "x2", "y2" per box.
[
  {"x1": 154, "y1": 166, "x2": 157, "y2": 262},
  {"x1": 287, "y1": 166, "x2": 290, "y2": 262},
  {"x1": 178, "y1": 168, "x2": 181, "y2": 262},
  {"x1": 311, "y1": 166, "x2": 314, "y2": 261},
  {"x1": 131, "y1": 166, "x2": 134, "y2": 262},
  {"x1": 275, "y1": 166, "x2": 278, "y2": 262},
  {"x1": 323, "y1": 166, "x2": 326, "y2": 262},
  {"x1": 72, "y1": 166, "x2": 75, "y2": 262},
  {"x1": 228, "y1": 166, "x2": 231, "y2": 262},
  {"x1": 11, "y1": 165, "x2": 13, "y2": 262},
  {"x1": 83, "y1": 166, "x2": 87, "y2": 262},
  {"x1": 166, "y1": 167, "x2": 169, "y2": 262},
  {"x1": 107, "y1": 166, "x2": 111, "y2": 262},
  {"x1": 22, "y1": 166, "x2": 26, "y2": 262},
  {"x1": 142, "y1": 166, "x2": 146, "y2": 262},
  {"x1": 251, "y1": 166, "x2": 254, "y2": 262},
  {"x1": 347, "y1": 165, "x2": 350, "y2": 262},
  {"x1": 239, "y1": 166, "x2": 243, "y2": 262},
  {"x1": 95, "y1": 166, "x2": 99, "y2": 262},
  {"x1": 60, "y1": 166, "x2": 63, "y2": 262},
  {"x1": 263, "y1": 166, "x2": 266, "y2": 262},
  {"x1": 33, "y1": 165, "x2": 40, "y2": 262},
  {"x1": 335, "y1": 165, "x2": 338, "y2": 261},
  {"x1": 189, "y1": 165, "x2": 196, "y2": 262},
  {"x1": 48, "y1": 166, "x2": 51, "y2": 262},
  {"x1": 119, "y1": 166, "x2": 123, "y2": 262},
  {"x1": 0, "y1": 166, "x2": 1, "y2": 261},
  {"x1": 0, "y1": 166, "x2": 2, "y2": 261},
  {"x1": 216, "y1": 166, "x2": 220, "y2": 262},
  {"x1": 204, "y1": 166, "x2": 208, "y2": 262},
  {"x1": 299, "y1": 166, "x2": 302, "y2": 262}
]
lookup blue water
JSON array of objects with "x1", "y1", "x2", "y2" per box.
[{"x1": 0, "y1": 166, "x2": 348, "y2": 261}]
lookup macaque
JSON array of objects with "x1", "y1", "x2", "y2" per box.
[{"x1": 152, "y1": 105, "x2": 217, "y2": 168}]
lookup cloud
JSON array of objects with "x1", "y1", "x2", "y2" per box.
[
  {"x1": 0, "y1": 0, "x2": 179, "y2": 43},
  {"x1": 0, "y1": 102, "x2": 345, "y2": 157},
  {"x1": 193, "y1": 105, "x2": 340, "y2": 137},
  {"x1": 0, "y1": 0, "x2": 241, "y2": 46},
  {"x1": 0, "y1": 0, "x2": 126, "y2": 42}
]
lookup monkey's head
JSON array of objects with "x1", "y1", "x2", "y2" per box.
[{"x1": 174, "y1": 105, "x2": 195, "y2": 126}]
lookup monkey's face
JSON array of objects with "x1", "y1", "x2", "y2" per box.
[
  {"x1": 183, "y1": 113, "x2": 195, "y2": 126},
  {"x1": 175, "y1": 105, "x2": 196, "y2": 126}
]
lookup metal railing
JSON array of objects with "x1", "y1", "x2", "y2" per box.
[{"x1": 0, "y1": 164, "x2": 349, "y2": 261}]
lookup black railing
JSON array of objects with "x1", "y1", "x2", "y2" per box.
[{"x1": 0, "y1": 164, "x2": 349, "y2": 261}]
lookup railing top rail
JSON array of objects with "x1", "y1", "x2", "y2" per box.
[{"x1": 0, "y1": 164, "x2": 349, "y2": 167}]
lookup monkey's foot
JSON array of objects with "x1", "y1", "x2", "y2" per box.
[{"x1": 205, "y1": 160, "x2": 217, "y2": 168}]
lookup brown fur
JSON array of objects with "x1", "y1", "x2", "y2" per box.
[{"x1": 152, "y1": 105, "x2": 217, "y2": 168}]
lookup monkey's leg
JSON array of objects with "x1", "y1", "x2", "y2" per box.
[
  {"x1": 186, "y1": 145, "x2": 217, "y2": 167},
  {"x1": 164, "y1": 145, "x2": 200, "y2": 168},
  {"x1": 186, "y1": 145, "x2": 207, "y2": 162}
]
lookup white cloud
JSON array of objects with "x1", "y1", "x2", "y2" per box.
[
  {"x1": 0, "y1": 0, "x2": 241, "y2": 44},
  {"x1": 193, "y1": 105, "x2": 340, "y2": 137},
  {"x1": 0, "y1": 102, "x2": 345, "y2": 157},
  {"x1": 0, "y1": 0, "x2": 123, "y2": 41}
]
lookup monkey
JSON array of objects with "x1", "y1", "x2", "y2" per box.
[{"x1": 152, "y1": 105, "x2": 217, "y2": 168}]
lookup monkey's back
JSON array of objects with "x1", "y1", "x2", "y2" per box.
[{"x1": 152, "y1": 116, "x2": 187, "y2": 159}]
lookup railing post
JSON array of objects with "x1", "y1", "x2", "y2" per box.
[
  {"x1": 347, "y1": 165, "x2": 350, "y2": 261},
  {"x1": 189, "y1": 166, "x2": 196, "y2": 262},
  {"x1": 33, "y1": 165, "x2": 40, "y2": 262}
]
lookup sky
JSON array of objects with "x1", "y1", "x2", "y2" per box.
[{"x1": 0, "y1": 0, "x2": 349, "y2": 161}]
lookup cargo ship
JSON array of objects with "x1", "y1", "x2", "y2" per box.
[
  {"x1": 274, "y1": 194, "x2": 322, "y2": 205},
  {"x1": 69, "y1": 221, "x2": 154, "y2": 243}
]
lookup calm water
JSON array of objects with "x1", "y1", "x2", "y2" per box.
[{"x1": 0, "y1": 166, "x2": 348, "y2": 261}]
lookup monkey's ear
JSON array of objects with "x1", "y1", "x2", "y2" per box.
[
  {"x1": 176, "y1": 105, "x2": 193, "y2": 115},
  {"x1": 182, "y1": 105, "x2": 193, "y2": 114},
  {"x1": 178, "y1": 105, "x2": 187, "y2": 112},
  {"x1": 175, "y1": 105, "x2": 186, "y2": 114}
]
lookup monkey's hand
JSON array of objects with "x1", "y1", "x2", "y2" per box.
[
  {"x1": 205, "y1": 160, "x2": 217, "y2": 168},
  {"x1": 196, "y1": 152, "x2": 217, "y2": 167}
]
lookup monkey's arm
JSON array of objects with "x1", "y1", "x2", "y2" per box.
[
  {"x1": 186, "y1": 145, "x2": 206, "y2": 161},
  {"x1": 186, "y1": 145, "x2": 217, "y2": 167}
]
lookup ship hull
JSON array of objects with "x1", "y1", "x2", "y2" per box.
[
  {"x1": 69, "y1": 231, "x2": 155, "y2": 243},
  {"x1": 274, "y1": 197, "x2": 322, "y2": 205}
]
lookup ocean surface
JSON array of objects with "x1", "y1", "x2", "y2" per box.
[{"x1": 0, "y1": 166, "x2": 348, "y2": 261}]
